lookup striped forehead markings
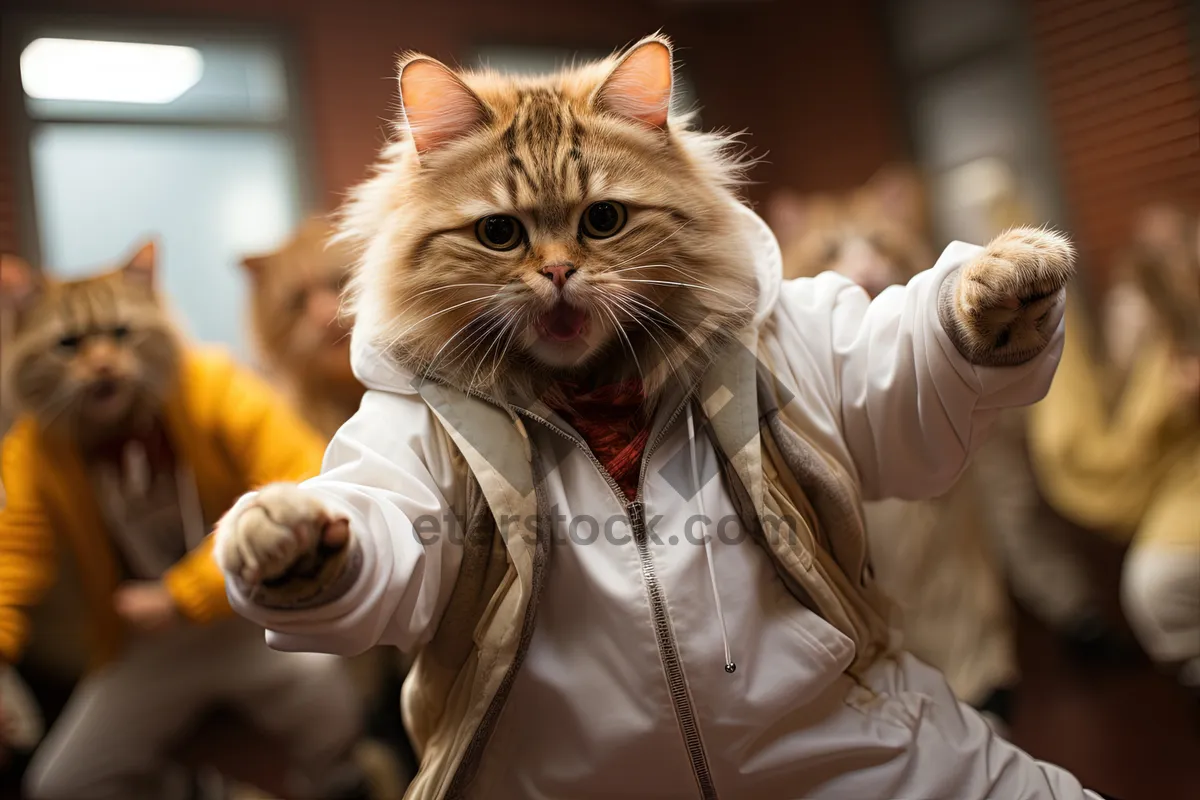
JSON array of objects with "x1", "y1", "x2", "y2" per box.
[{"x1": 500, "y1": 88, "x2": 589, "y2": 208}]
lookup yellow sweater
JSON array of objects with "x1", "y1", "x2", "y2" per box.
[
  {"x1": 1029, "y1": 303, "x2": 1200, "y2": 547},
  {"x1": 0, "y1": 349, "x2": 326, "y2": 668}
]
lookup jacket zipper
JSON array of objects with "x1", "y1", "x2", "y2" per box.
[
  {"x1": 451, "y1": 386, "x2": 718, "y2": 799},
  {"x1": 512, "y1": 395, "x2": 719, "y2": 800}
]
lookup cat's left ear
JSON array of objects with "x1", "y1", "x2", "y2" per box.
[
  {"x1": 123, "y1": 240, "x2": 158, "y2": 288},
  {"x1": 596, "y1": 34, "x2": 674, "y2": 130},
  {"x1": 766, "y1": 189, "x2": 811, "y2": 246},
  {"x1": 0, "y1": 254, "x2": 41, "y2": 312},
  {"x1": 864, "y1": 165, "x2": 926, "y2": 232}
]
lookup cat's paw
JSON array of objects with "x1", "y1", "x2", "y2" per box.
[
  {"x1": 949, "y1": 226, "x2": 1076, "y2": 365},
  {"x1": 216, "y1": 483, "x2": 350, "y2": 586}
]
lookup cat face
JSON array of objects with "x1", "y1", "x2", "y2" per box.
[
  {"x1": 768, "y1": 166, "x2": 933, "y2": 298},
  {"x1": 342, "y1": 35, "x2": 756, "y2": 399},
  {"x1": 0, "y1": 243, "x2": 180, "y2": 435},
  {"x1": 243, "y1": 217, "x2": 356, "y2": 384}
]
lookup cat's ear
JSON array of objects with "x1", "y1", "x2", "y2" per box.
[
  {"x1": 1132, "y1": 204, "x2": 1188, "y2": 253},
  {"x1": 397, "y1": 55, "x2": 489, "y2": 157},
  {"x1": 123, "y1": 240, "x2": 158, "y2": 289},
  {"x1": 766, "y1": 189, "x2": 811, "y2": 246},
  {"x1": 241, "y1": 255, "x2": 268, "y2": 277},
  {"x1": 596, "y1": 35, "x2": 674, "y2": 130},
  {"x1": 0, "y1": 254, "x2": 41, "y2": 312},
  {"x1": 864, "y1": 165, "x2": 926, "y2": 232}
]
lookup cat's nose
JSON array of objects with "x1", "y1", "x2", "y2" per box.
[{"x1": 541, "y1": 263, "x2": 576, "y2": 290}]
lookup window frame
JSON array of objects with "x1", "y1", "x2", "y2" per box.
[{"x1": 1, "y1": 11, "x2": 319, "y2": 269}]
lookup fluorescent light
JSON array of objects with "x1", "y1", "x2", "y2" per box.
[{"x1": 21, "y1": 38, "x2": 203, "y2": 104}]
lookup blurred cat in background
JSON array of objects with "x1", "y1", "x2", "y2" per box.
[
  {"x1": 0, "y1": 243, "x2": 365, "y2": 800},
  {"x1": 242, "y1": 220, "x2": 415, "y2": 795},
  {"x1": 767, "y1": 165, "x2": 1123, "y2": 728},
  {"x1": 768, "y1": 165, "x2": 1019, "y2": 724},
  {"x1": 768, "y1": 165, "x2": 934, "y2": 295},
  {"x1": 1030, "y1": 204, "x2": 1200, "y2": 704},
  {"x1": 242, "y1": 217, "x2": 365, "y2": 438}
]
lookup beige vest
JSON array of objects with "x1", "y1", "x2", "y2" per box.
[{"x1": 398, "y1": 333, "x2": 894, "y2": 799}]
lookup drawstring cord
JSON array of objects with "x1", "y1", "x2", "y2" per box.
[{"x1": 686, "y1": 404, "x2": 736, "y2": 675}]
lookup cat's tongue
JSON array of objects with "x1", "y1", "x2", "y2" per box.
[{"x1": 539, "y1": 304, "x2": 587, "y2": 342}]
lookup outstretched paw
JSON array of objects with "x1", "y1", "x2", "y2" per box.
[{"x1": 949, "y1": 226, "x2": 1076, "y2": 365}]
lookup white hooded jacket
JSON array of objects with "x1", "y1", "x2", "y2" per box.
[{"x1": 225, "y1": 206, "x2": 1099, "y2": 799}]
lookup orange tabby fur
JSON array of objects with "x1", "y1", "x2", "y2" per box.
[
  {"x1": 243, "y1": 217, "x2": 364, "y2": 438},
  {"x1": 0, "y1": 243, "x2": 181, "y2": 447},
  {"x1": 768, "y1": 165, "x2": 933, "y2": 297},
  {"x1": 339, "y1": 35, "x2": 757, "y2": 403}
]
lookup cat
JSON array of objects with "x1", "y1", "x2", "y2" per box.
[
  {"x1": 0, "y1": 243, "x2": 365, "y2": 799},
  {"x1": 340, "y1": 47, "x2": 757, "y2": 405},
  {"x1": 242, "y1": 216, "x2": 364, "y2": 438},
  {"x1": 769, "y1": 171, "x2": 1128, "y2": 683},
  {"x1": 768, "y1": 164, "x2": 933, "y2": 294},
  {"x1": 768, "y1": 167, "x2": 1021, "y2": 718},
  {"x1": 244, "y1": 218, "x2": 417, "y2": 795},
  {"x1": 213, "y1": 35, "x2": 1093, "y2": 800}
]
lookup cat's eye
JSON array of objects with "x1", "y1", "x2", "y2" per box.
[
  {"x1": 475, "y1": 215, "x2": 523, "y2": 251},
  {"x1": 111, "y1": 326, "x2": 130, "y2": 341},
  {"x1": 58, "y1": 334, "x2": 82, "y2": 351},
  {"x1": 581, "y1": 201, "x2": 627, "y2": 239}
]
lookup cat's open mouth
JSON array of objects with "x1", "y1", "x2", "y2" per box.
[
  {"x1": 88, "y1": 378, "x2": 121, "y2": 402},
  {"x1": 536, "y1": 304, "x2": 588, "y2": 342}
]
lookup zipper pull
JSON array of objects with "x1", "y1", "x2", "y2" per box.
[{"x1": 512, "y1": 416, "x2": 533, "y2": 463}]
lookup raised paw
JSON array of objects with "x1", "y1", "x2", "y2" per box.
[
  {"x1": 215, "y1": 483, "x2": 350, "y2": 586},
  {"x1": 951, "y1": 226, "x2": 1076, "y2": 365}
]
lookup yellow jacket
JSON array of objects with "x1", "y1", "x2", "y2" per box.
[
  {"x1": 1029, "y1": 303, "x2": 1200, "y2": 547},
  {"x1": 0, "y1": 349, "x2": 326, "y2": 668}
]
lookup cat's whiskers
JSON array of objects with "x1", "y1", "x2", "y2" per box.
[
  {"x1": 397, "y1": 282, "x2": 505, "y2": 312},
  {"x1": 604, "y1": 222, "x2": 691, "y2": 272},
  {"x1": 604, "y1": 291, "x2": 689, "y2": 391},
  {"x1": 468, "y1": 309, "x2": 521, "y2": 389},
  {"x1": 596, "y1": 297, "x2": 644, "y2": 386},
  {"x1": 385, "y1": 292, "x2": 502, "y2": 351},
  {"x1": 482, "y1": 308, "x2": 527, "y2": 387},
  {"x1": 616, "y1": 277, "x2": 724, "y2": 294},
  {"x1": 423, "y1": 307, "x2": 502, "y2": 381}
]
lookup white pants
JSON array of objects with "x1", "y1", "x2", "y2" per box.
[
  {"x1": 1123, "y1": 545, "x2": 1200, "y2": 668},
  {"x1": 24, "y1": 618, "x2": 361, "y2": 800}
]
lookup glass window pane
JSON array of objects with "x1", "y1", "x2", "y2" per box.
[
  {"x1": 24, "y1": 32, "x2": 289, "y2": 123},
  {"x1": 31, "y1": 124, "x2": 301, "y2": 357}
]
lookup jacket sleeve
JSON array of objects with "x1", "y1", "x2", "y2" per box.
[
  {"x1": 774, "y1": 241, "x2": 1066, "y2": 502},
  {"x1": 163, "y1": 356, "x2": 325, "y2": 623},
  {"x1": 0, "y1": 424, "x2": 57, "y2": 664},
  {"x1": 222, "y1": 389, "x2": 465, "y2": 658},
  {"x1": 1028, "y1": 307, "x2": 1190, "y2": 532},
  {"x1": 163, "y1": 535, "x2": 232, "y2": 624}
]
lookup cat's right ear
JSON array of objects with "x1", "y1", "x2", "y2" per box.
[
  {"x1": 766, "y1": 190, "x2": 811, "y2": 246},
  {"x1": 0, "y1": 254, "x2": 41, "y2": 312},
  {"x1": 1132, "y1": 204, "x2": 1188, "y2": 253},
  {"x1": 596, "y1": 35, "x2": 674, "y2": 130},
  {"x1": 122, "y1": 240, "x2": 158, "y2": 290},
  {"x1": 397, "y1": 55, "x2": 489, "y2": 158}
]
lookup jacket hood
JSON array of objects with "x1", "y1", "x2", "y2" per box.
[{"x1": 348, "y1": 201, "x2": 783, "y2": 396}]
